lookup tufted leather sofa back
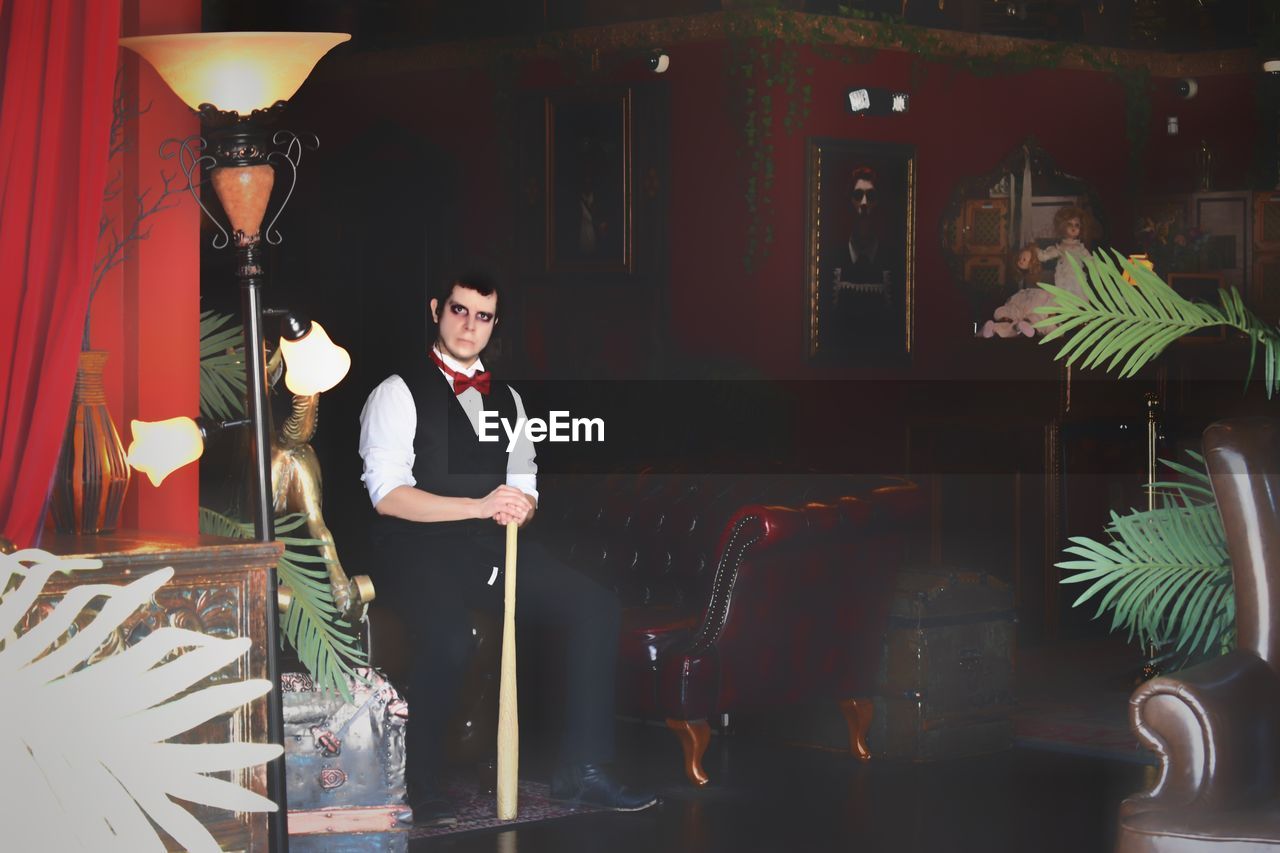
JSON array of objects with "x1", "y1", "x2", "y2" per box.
[{"x1": 534, "y1": 471, "x2": 923, "y2": 610}]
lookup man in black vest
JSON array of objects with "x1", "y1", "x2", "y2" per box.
[{"x1": 358, "y1": 269, "x2": 658, "y2": 826}]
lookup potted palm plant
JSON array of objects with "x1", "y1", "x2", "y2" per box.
[{"x1": 1034, "y1": 250, "x2": 1280, "y2": 664}]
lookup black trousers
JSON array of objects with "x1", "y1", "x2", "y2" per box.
[{"x1": 374, "y1": 528, "x2": 621, "y2": 795}]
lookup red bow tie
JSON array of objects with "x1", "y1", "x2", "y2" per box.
[{"x1": 430, "y1": 349, "x2": 491, "y2": 396}]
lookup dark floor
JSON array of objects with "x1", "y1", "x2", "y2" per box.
[{"x1": 400, "y1": 718, "x2": 1149, "y2": 853}]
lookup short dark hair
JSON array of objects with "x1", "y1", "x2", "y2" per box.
[{"x1": 430, "y1": 262, "x2": 502, "y2": 324}]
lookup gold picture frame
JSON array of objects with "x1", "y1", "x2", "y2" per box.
[
  {"x1": 545, "y1": 89, "x2": 633, "y2": 274},
  {"x1": 805, "y1": 138, "x2": 916, "y2": 363}
]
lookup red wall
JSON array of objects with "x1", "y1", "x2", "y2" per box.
[
  {"x1": 283, "y1": 31, "x2": 1263, "y2": 642},
  {"x1": 88, "y1": 0, "x2": 201, "y2": 534},
  {"x1": 300, "y1": 32, "x2": 1259, "y2": 383},
  {"x1": 663, "y1": 42, "x2": 1258, "y2": 379}
]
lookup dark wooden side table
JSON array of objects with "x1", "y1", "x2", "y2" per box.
[{"x1": 33, "y1": 530, "x2": 284, "y2": 852}]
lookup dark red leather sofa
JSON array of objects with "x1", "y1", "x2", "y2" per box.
[{"x1": 534, "y1": 471, "x2": 926, "y2": 785}]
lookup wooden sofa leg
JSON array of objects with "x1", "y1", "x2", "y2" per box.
[
  {"x1": 839, "y1": 698, "x2": 874, "y2": 761},
  {"x1": 666, "y1": 718, "x2": 711, "y2": 786}
]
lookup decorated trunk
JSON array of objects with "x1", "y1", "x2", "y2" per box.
[{"x1": 870, "y1": 568, "x2": 1016, "y2": 761}]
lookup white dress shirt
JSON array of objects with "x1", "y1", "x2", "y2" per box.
[{"x1": 358, "y1": 347, "x2": 538, "y2": 509}]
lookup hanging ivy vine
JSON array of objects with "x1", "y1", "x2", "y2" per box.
[
  {"x1": 718, "y1": 5, "x2": 1159, "y2": 273},
  {"x1": 723, "y1": 5, "x2": 832, "y2": 273},
  {"x1": 467, "y1": 6, "x2": 1168, "y2": 275}
]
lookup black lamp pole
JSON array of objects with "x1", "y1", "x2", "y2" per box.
[
  {"x1": 238, "y1": 231, "x2": 288, "y2": 853},
  {"x1": 171, "y1": 111, "x2": 314, "y2": 853}
]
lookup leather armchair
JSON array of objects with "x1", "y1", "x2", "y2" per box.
[
  {"x1": 538, "y1": 472, "x2": 925, "y2": 785},
  {"x1": 1117, "y1": 418, "x2": 1280, "y2": 851}
]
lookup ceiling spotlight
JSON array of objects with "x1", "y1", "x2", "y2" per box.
[
  {"x1": 846, "y1": 87, "x2": 909, "y2": 117},
  {"x1": 648, "y1": 50, "x2": 670, "y2": 73}
]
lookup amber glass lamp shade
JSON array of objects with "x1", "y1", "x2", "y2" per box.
[
  {"x1": 118, "y1": 32, "x2": 350, "y2": 116},
  {"x1": 280, "y1": 321, "x2": 351, "y2": 396},
  {"x1": 211, "y1": 163, "x2": 275, "y2": 238},
  {"x1": 126, "y1": 416, "x2": 205, "y2": 487}
]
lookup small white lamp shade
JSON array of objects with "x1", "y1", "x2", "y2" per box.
[
  {"x1": 280, "y1": 321, "x2": 351, "y2": 396},
  {"x1": 127, "y1": 417, "x2": 205, "y2": 487},
  {"x1": 118, "y1": 32, "x2": 350, "y2": 115}
]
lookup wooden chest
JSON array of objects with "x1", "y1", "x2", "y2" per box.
[{"x1": 868, "y1": 568, "x2": 1016, "y2": 761}]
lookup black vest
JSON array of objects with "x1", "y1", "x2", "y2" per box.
[{"x1": 373, "y1": 356, "x2": 520, "y2": 542}]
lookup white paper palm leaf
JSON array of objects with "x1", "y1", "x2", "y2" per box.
[{"x1": 0, "y1": 548, "x2": 283, "y2": 853}]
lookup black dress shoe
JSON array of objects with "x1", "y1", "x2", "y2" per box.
[
  {"x1": 395, "y1": 793, "x2": 458, "y2": 827},
  {"x1": 549, "y1": 763, "x2": 659, "y2": 812}
]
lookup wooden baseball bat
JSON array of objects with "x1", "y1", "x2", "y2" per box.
[{"x1": 497, "y1": 520, "x2": 519, "y2": 820}]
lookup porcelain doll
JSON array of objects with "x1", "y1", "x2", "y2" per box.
[{"x1": 1037, "y1": 206, "x2": 1095, "y2": 299}]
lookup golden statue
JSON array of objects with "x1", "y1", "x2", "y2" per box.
[{"x1": 267, "y1": 349, "x2": 374, "y2": 623}]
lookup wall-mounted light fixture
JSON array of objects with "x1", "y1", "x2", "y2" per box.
[
  {"x1": 126, "y1": 416, "x2": 211, "y2": 487},
  {"x1": 278, "y1": 316, "x2": 351, "y2": 396},
  {"x1": 127, "y1": 314, "x2": 349, "y2": 486},
  {"x1": 846, "y1": 87, "x2": 909, "y2": 116}
]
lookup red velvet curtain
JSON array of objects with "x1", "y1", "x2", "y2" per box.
[{"x1": 0, "y1": 0, "x2": 124, "y2": 547}]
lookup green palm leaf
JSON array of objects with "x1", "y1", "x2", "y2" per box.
[
  {"x1": 199, "y1": 311, "x2": 246, "y2": 421},
  {"x1": 198, "y1": 508, "x2": 367, "y2": 701},
  {"x1": 1034, "y1": 249, "x2": 1280, "y2": 394},
  {"x1": 1058, "y1": 453, "x2": 1233, "y2": 663}
]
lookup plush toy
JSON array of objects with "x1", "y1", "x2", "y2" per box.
[{"x1": 979, "y1": 287, "x2": 1056, "y2": 338}]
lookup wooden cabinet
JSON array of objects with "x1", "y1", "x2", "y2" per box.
[
  {"x1": 1139, "y1": 190, "x2": 1252, "y2": 298},
  {"x1": 1254, "y1": 192, "x2": 1280, "y2": 318},
  {"x1": 962, "y1": 197, "x2": 1009, "y2": 255},
  {"x1": 963, "y1": 254, "x2": 1006, "y2": 302},
  {"x1": 31, "y1": 531, "x2": 283, "y2": 852},
  {"x1": 1192, "y1": 191, "x2": 1249, "y2": 295},
  {"x1": 1253, "y1": 191, "x2": 1280, "y2": 252}
]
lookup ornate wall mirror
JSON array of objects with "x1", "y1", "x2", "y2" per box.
[{"x1": 941, "y1": 138, "x2": 1107, "y2": 331}]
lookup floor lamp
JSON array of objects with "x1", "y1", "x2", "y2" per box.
[{"x1": 119, "y1": 31, "x2": 350, "y2": 853}]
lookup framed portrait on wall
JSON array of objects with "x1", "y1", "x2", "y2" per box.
[
  {"x1": 805, "y1": 138, "x2": 916, "y2": 363},
  {"x1": 517, "y1": 86, "x2": 667, "y2": 284},
  {"x1": 547, "y1": 89, "x2": 632, "y2": 273}
]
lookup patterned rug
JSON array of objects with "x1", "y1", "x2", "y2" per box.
[
  {"x1": 1012, "y1": 687, "x2": 1156, "y2": 765},
  {"x1": 1009, "y1": 638, "x2": 1157, "y2": 765},
  {"x1": 408, "y1": 777, "x2": 607, "y2": 840}
]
